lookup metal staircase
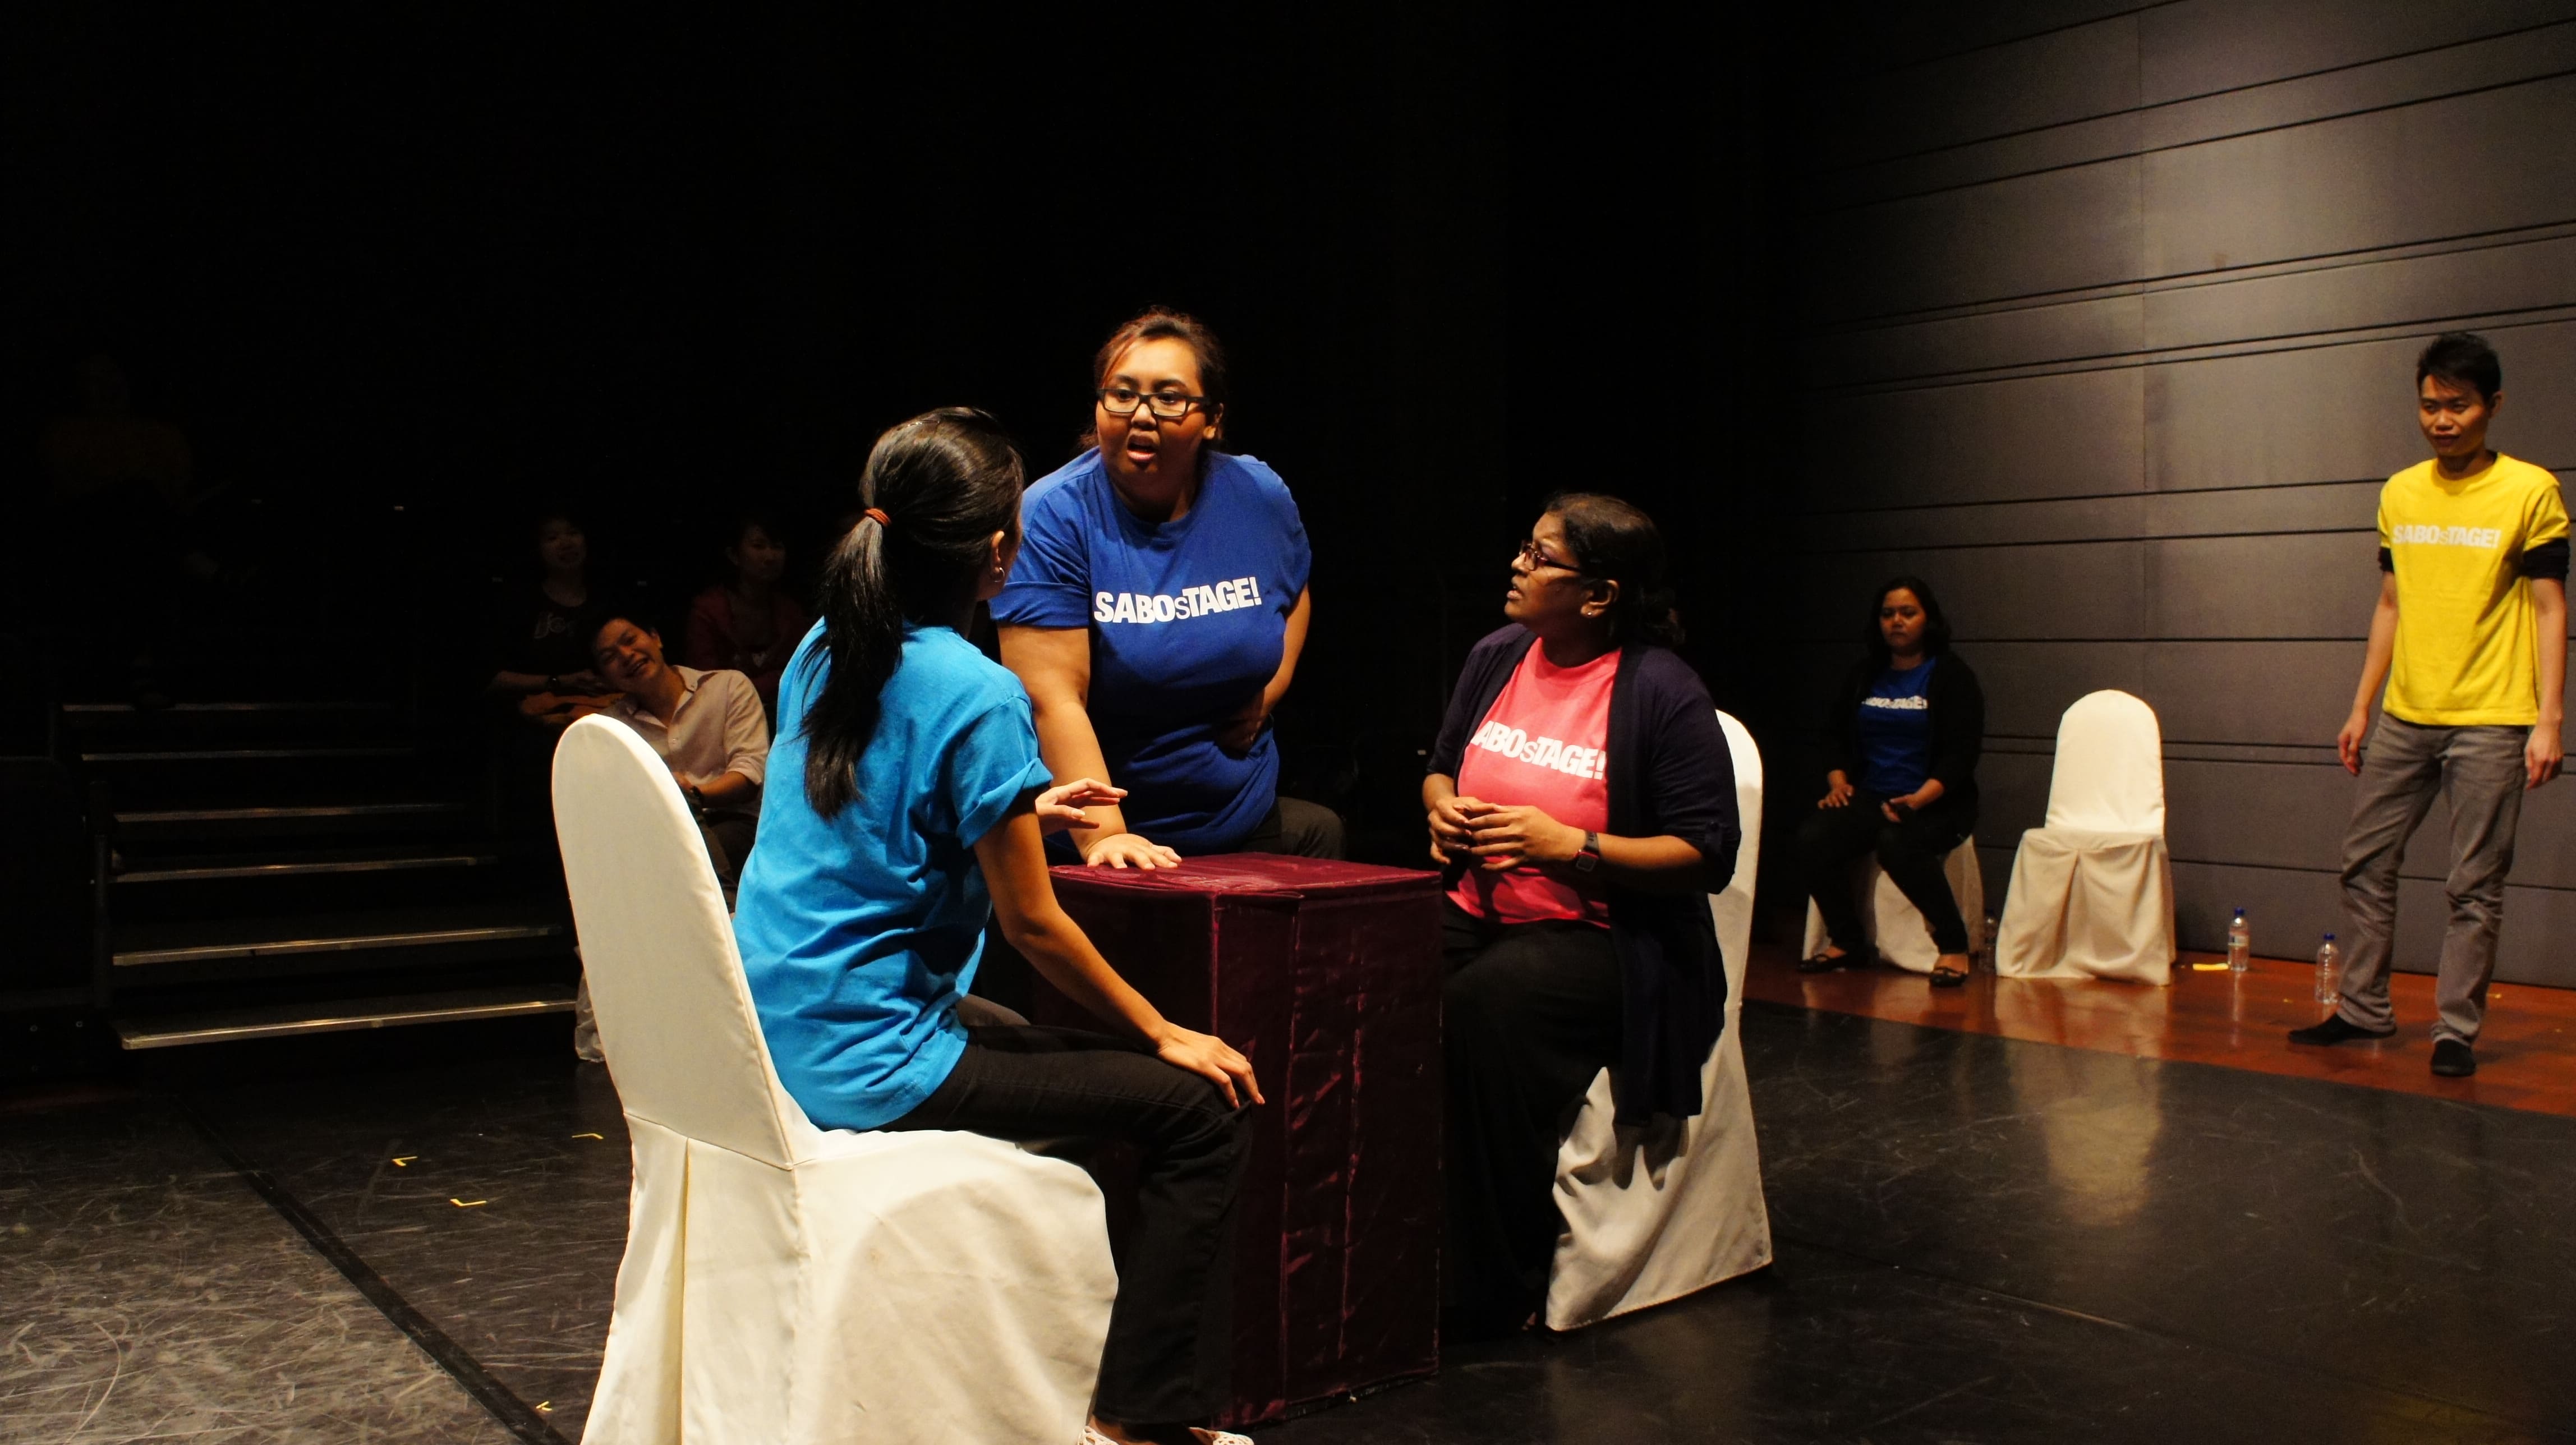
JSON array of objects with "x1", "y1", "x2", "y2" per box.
[{"x1": 74, "y1": 689, "x2": 577, "y2": 1049}]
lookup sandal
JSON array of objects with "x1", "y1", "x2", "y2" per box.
[
  {"x1": 1930, "y1": 963, "x2": 1970, "y2": 988},
  {"x1": 1797, "y1": 951, "x2": 1852, "y2": 974}
]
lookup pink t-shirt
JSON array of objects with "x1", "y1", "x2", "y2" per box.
[{"x1": 1447, "y1": 643, "x2": 1617, "y2": 927}]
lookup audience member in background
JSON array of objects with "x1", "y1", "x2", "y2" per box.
[
  {"x1": 1795, "y1": 576, "x2": 1985, "y2": 987},
  {"x1": 732, "y1": 409, "x2": 1258, "y2": 1445},
  {"x1": 682, "y1": 511, "x2": 810, "y2": 720},
  {"x1": 996, "y1": 307, "x2": 1339, "y2": 866},
  {"x1": 1422, "y1": 495, "x2": 1740, "y2": 1338},
  {"x1": 486, "y1": 510, "x2": 618, "y2": 724},
  {"x1": 573, "y1": 614, "x2": 771, "y2": 1065},
  {"x1": 2294, "y1": 332, "x2": 2568, "y2": 1079}
]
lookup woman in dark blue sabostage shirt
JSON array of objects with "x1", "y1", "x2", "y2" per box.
[
  {"x1": 732, "y1": 409, "x2": 1261, "y2": 1443},
  {"x1": 995, "y1": 308, "x2": 1341, "y2": 867},
  {"x1": 1796, "y1": 576, "x2": 1986, "y2": 986}
]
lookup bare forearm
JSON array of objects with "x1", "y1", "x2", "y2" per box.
[
  {"x1": 2350, "y1": 593, "x2": 2399, "y2": 714},
  {"x1": 1029, "y1": 701, "x2": 1131, "y2": 839},
  {"x1": 1423, "y1": 773, "x2": 1457, "y2": 809},
  {"x1": 693, "y1": 771, "x2": 757, "y2": 806},
  {"x1": 2536, "y1": 583, "x2": 2566, "y2": 727},
  {"x1": 1263, "y1": 587, "x2": 1312, "y2": 713},
  {"x1": 1593, "y1": 834, "x2": 1709, "y2": 894}
]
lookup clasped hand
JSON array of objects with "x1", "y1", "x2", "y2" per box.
[{"x1": 1425, "y1": 795, "x2": 1583, "y2": 871}]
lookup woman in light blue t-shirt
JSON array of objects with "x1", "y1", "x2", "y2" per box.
[
  {"x1": 996, "y1": 308, "x2": 1340, "y2": 868},
  {"x1": 731, "y1": 409, "x2": 1262, "y2": 1445}
]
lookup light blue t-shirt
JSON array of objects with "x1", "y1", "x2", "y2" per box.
[
  {"x1": 733, "y1": 622, "x2": 1052, "y2": 1131},
  {"x1": 992, "y1": 448, "x2": 1311, "y2": 853}
]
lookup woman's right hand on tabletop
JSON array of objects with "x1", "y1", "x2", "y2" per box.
[
  {"x1": 1426, "y1": 793, "x2": 1483, "y2": 864},
  {"x1": 1152, "y1": 1024, "x2": 1264, "y2": 1108},
  {"x1": 1819, "y1": 772, "x2": 1855, "y2": 808},
  {"x1": 1083, "y1": 831, "x2": 1184, "y2": 870}
]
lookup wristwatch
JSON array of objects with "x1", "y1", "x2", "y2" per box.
[{"x1": 1574, "y1": 831, "x2": 1602, "y2": 873}]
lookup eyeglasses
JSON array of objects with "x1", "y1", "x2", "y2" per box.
[
  {"x1": 1516, "y1": 539, "x2": 1583, "y2": 574},
  {"x1": 1096, "y1": 385, "x2": 1211, "y2": 421}
]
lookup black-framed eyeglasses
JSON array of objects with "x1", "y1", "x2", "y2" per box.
[
  {"x1": 1517, "y1": 539, "x2": 1583, "y2": 574},
  {"x1": 1096, "y1": 385, "x2": 1210, "y2": 421}
]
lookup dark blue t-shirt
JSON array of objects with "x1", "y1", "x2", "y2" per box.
[
  {"x1": 1856, "y1": 657, "x2": 1937, "y2": 797},
  {"x1": 993, "y1": 448, "x2": 1311, "y2": 853}
]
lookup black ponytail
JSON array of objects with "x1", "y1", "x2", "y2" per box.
[
  {"x1": 799, "y1": 408, "x2": 1025, "y2": 818},
  {"x1": 1547, "y1": 491, "x2": 1685, "y2": 649}
]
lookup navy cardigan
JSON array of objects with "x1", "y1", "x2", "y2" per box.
[{"x1": 1427, "y1": 625, "x2": 1742, "y2": 1123}]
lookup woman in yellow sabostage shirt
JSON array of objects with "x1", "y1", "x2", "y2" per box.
[{"x1": 2292, "y1": 333, "x2": 2568, "y2": 1079}]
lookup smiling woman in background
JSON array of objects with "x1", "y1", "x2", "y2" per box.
[
  {"x1": 1796, "y1": 576, "x2": 1985, "y2": 986},
  {"x1": 995, "y1": 307, "x2": 1340, "y2": 866}
]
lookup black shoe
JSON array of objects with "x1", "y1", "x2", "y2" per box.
[
  {"x1": 2431, "y1": 1039, "x2": 2477, "y2": 1077},
  {"x1": 2288, "y1": 1014, "x2": 2396, "y2": 1046},
  {"x1": 1796, "y1": 952, "x2": 1851, "y2": 974}
]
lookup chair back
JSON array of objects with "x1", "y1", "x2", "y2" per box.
[
  {"x1": 1709, "y1": 710, "x2": 1761, "y2": 984},
  {"x1": 553, "y1": 715, "x2": 795, "y2": 1166},
  {"x1": 2044, "y1": 689, "x2": 2164, "y2": 835}
]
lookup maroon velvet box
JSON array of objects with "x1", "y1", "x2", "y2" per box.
[{"x1": 1033, "y1": 853, "x2": 1445, "y2": 1429}]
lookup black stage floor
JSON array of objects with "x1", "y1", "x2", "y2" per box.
[{"x1": 5, "y1": 1002, "x2": 2572, "y2": 1443}]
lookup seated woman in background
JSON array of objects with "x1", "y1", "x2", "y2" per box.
[
  {"x1": 682, "y1": 511, "x2": 809, "y2": 721},
  {"x1": 486, "y1": 510, "x2": 617, "y2": 724},
  {"x1": 996, "y1": 307, "x2": 1338, "y2": 867},
  {"x1": 1422, "y1": 494, "x2": 1740, "y2": 1336},
  {"x1": 732, "y1": 409, "x2": 1259, "y2": 1445},
  {"x1": 1796, "y1": 575, "x2": 1985, "y2": 986}
]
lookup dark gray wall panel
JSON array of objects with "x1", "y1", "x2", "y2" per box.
[
  {"x1": 2139, "y1": 0, "x2": 2576, "y2": 104},
  {"x1": 1795, "y1": 1, "x2": 2161, "y2": 87},
  {"x1": 1795, "y1": 481, "x2": 2385, "y2": 552},
  {"x1": 2142, "y1": 641, "x2": 2362, "y2": 744},
  {"x1": 1962, "y1": 641, "x2": 2151, "y2": 738},
  {"x1": 2149, "y1": 320, "x2": 2576, "y2": 492},
  {"x1": 1810, "y1": 158, "x2": 2143, "y2": 321},
  {"x1": 2164, "y1": 758, "x2": 2351, "y2": 872},
  {"x1": 1814, "y1": 17, "x2": 2140, "y2": 168},
  {"x1": 1816, "y1": 21, "x2": 2576, "y2": 213},
  {"x1": 2146, "y1": 532, "x2": 2380, "y2": 639},
  {"x1": 1793, "y1": 540, "x2": 2146, "y2": 643},
  {"x1": 1813, "y1": 294, "x2": 2140, "y2": 389},
  {"x1": 2142, "y1": 231, "x2": 2576, "y2": 353},
  {"x1": 1976, "y1": 749, "x2": 2055, "y2": 845},
  {"x1": 1833, "y1": 366, "x2": 2145, "y2": 506},
  {"x1": 2143, "y1": 77, "x2": 2576, "y2": 279},
  {"x1": 2142, "y1": 481, "x2": 2381, "y2": 538}
]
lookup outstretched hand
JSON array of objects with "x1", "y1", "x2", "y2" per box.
[
  {"x1": 1035, "y1": 777, "x2": 1126, "y2": 835},
  {"x1": 1153, "y1": 1025, "x2": 1264, "y2": 1109},
  {"x1": 1083, "y1": 831, "x2": 1184, "y2": 869}
]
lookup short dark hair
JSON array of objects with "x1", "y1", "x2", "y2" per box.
[
  {"x1": 1865, "y1": 576, "x2": 1952, "y2": 664},
  {"x1": 2417, "y1": 332, "x2": 2502, "y2": 402},
  {"x1": 589, "y1": 614, "x2": 655, "y2": 655},
  {"x1": 1544, "y1": 492, "x2": 1683, "y2": 648},
  {"x1": 1094, "y1": 306, "x2": 1229, "y2": 411}
]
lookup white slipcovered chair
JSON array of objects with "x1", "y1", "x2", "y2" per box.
[
  {"x1": 551, "y1": 716, "x2": 1117, "y2": 1444},
  {"x1": 1993, "y1": 690, "x2": 2175, "y2": 986},
  {"x1": 1546, "y1": 709, "x2": 1774, "y2": 1329},
  {"x1": 1798, "y1": 837, "x2": 1986, "y2": 973}
]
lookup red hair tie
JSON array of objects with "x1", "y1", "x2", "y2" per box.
[{"x1": 863, "y1": 507, "x2": 891, "y2": 528}]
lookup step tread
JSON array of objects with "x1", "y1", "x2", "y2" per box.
[
  {"x1": 113, "y1": 984, "x2": 577, "y2": 1050},
  {"x1": 82, "y1": 745, "x2": 421, "y2": 763},
  {"x1": 116, "y1": 801, "x2": 467, "y2": 823},
  {"x1": 63, "y1": 700, "x2": 394, "y2": 717},
  {"x1": 117, "y1": 847, "x2": 505, "y2": 885},
  {"x1": 113, "y1": 905, "x2": 568, "y2": 967}
]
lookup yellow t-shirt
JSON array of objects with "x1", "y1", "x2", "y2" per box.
[{"x1": 2380, "y1": 453, "x2": 2570, "y2": 726}]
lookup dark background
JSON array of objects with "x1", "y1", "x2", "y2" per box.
[
  {"x1": 3, "y1": 3, "x2": 1786, "y2": 875},
  {"x1": 11, "y1": 2, "x2": 2573, "y2": 965}
]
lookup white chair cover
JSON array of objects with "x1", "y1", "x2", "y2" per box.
[
  {"x1": 1798, "y1": 837, "x2": 1986, "y2": 973},
  {"x1": 1994, "y1": 691, "x2": 2176, "y2": 986},
  {"x1": 552, "y1": 717, "x2": 1116, "y2": 1445},
  {"x1": 1545, "y1": 710, "x2": 1774, "y2": 1330}
]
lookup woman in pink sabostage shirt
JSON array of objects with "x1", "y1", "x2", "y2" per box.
[{"x1": 1422, "y1": 494, "x2": 1742, "y2": 1338}]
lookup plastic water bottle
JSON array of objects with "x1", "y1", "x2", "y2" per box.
[
  {"x1": 2315, "y1": 933, "x2": 2340, "y2": 1006},
  {"x1": 2227, "y1": 908, "x2": 2251, "y2": 973}
]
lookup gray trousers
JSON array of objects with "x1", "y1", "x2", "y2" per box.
[{"x1": 2336, "y1": 715, "x2": 2528, "y2": 1044}]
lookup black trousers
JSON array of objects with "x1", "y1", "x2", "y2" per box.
[
  {"x1": 882, "y1": 1024, "x2": 1252, "y2": 1426},
  {"x1": 1797, "y1": 793, "x2": 1975, "y2": 956},
  {"x1": 1441, "y1": 900, "x2": 1622, "y2": 1320}
]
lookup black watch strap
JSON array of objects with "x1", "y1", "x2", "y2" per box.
[{"x1": 1575, "y1": 831, "x2": 1602, "y2": 873}]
